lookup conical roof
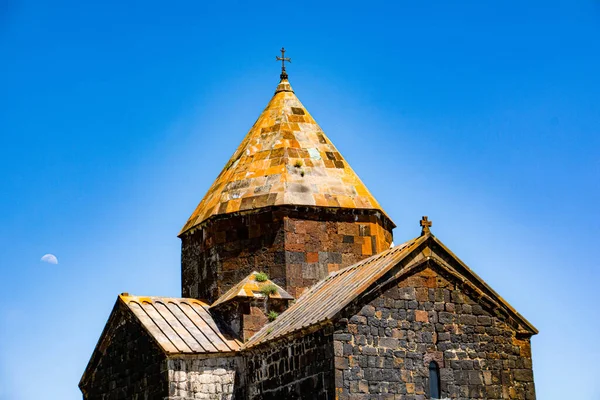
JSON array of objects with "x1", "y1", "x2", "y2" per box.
[{"x1": 180, "y1": 78, "x2": 390, "y2": 235}]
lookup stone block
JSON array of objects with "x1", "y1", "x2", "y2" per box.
[
  {"x1": 513, "y1": 369, "x2": 534, "y2": 382},
  {"x1": 415, "y1": 310, "x2": 428, "y2": 323},
  {"x1": 398, "y1": 287, "x2": 416, "y2": 300}
]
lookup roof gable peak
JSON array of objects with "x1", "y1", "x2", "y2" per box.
[
  {"x1": 244, "y1": 231, "x2": 537, "y2": 348},
  {"x1": 211, "y1": 271, "x2": 294, "y2": 309}
]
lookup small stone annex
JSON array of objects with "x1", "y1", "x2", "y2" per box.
[{"x1": 80, "y1": 49, "x2": 538, "y2": 400}]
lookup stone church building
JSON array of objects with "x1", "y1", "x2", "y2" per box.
[{"x1": 80, "y1": 52, "x2": 537, "y2": 400}]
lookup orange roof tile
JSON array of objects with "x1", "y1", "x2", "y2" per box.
[{"x1": 180, "y1": 78, "x2": 391, "y2": 235}]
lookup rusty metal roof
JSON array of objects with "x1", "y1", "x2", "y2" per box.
[
  {"x1": 211, "y1": 271, "x2": 294, "y2": 309},
  {"x1": 243, "y1": 231, "x2": 539, "y2": 348},
  {"x1": 244, "y1": 237, "x2": 424, "y2": 347},
  {"x1": 180, "y1": 78, "x2": 392, "y2": 236},
  {"x1": 120, "y1": 294, "x2": 241, "y2": 354}
]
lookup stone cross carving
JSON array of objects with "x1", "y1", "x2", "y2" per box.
[
  {"x1": 276, "y1": 47, "x2": 291, "y2": 80},
  {"x1": 420, "y1": 216, "x2": 432, "y2": 235}
]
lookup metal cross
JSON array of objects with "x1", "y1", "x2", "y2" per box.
[
  {"x1": 420, "y1": 216, "x2": 432, "y2": 235},
  {"x1": 276, "y1": 47, "x2": 291, "y2": 79}
]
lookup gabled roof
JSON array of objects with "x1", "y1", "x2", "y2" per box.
[
  {"x1": 180, "y1": 78, "x2": 392, "y2": 235},
  {"x1": 80, "y1": 294, "x2": 242, "y2": 390},
  {"x1": 120, "y1": 294, "x2": 241, "y2": 353},
  {"x1": 244, "y1": 233, "x2": 537, "y2": 348},
  {"x1": 243, "y1": 237, "x2": 423, "y2": 347},
  {"x1": 211, "y1": 271, "x2": 294, "y2": 309}
]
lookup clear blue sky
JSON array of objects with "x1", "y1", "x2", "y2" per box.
[{"x1": 1, "y1": 1, "x2": 598, "y2": 399}]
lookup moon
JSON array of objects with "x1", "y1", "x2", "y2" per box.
[{"x1": 41, "y1": 254, "x2": 58, "y2": 264}]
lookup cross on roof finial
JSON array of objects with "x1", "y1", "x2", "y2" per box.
[
  {"x1": 276, "y1": 47, "x2": 291, "y2": 80},
  {"x1": 420, "y1": 216, "x2": 432, "y2": 235}
]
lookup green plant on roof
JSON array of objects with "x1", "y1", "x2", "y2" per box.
[
  {"x1": 260, "y1": 283, "x2": 278, "y2": 296},
  {"x1": 267, "y1": 311, "x2": 279, "y2": 322},
  {"x1": 266, "y1": 327, "x2": 274, "y2": 334},
  {"x1": 300, "y1": 170, "x2": 305, "y2": 177},
  {"x1": 294, "y1": 160, "x2": 303, "y2": 168},
  {"x1": 254, "y1": 272, "x2": 269, "y2": 282}
]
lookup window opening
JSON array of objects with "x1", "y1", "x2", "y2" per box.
[{"x1": 429, "y1": 361, "x2": 441, "y2": 399}]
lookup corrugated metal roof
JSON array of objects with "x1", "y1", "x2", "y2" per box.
[
  {"x1": 120, "y1": 295, "x2": 241, "y2": 354},
  {"x1": 211, "y1": 271, "x2": 294, "y2": 309},
  {"x1": 243, "y1": 231, "x2": 539, "y2": 348},
  {"x1": 179, "y1": 78, "x2": 394, "y2": 236},
  {"x1": 244, "y1": 236, "x2": 424, "y2": 347}
]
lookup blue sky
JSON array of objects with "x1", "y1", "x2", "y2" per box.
[{"x1": 1, "y1": 1, "x2": 599, "y2": 398}]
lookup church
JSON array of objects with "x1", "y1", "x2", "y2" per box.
[{"x1": 80, "y1": 49, "x2": 537, "y2": 400}]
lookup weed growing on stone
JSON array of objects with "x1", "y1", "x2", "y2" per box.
[
  {"x1": 254, "y1": 272, "x2": 269, "y2": 282},
  {"x1": 260, "y1": 284, "x2": 278, "y2": 296},
  {"x1": 267, "y1": 311, "x2": 279, "y2": 321}
]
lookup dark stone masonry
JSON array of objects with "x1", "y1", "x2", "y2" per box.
[
  {"x1": 333, "y1": 265, "x2": 535, "y2": 400},
  {"x1": 237, "y1": 328, "x2": 335, "y2": 400},
  {"x1": 79, "y1": 302, "x2": 167, "y2": 399},
  {"x1": 181, "y1": 206, "x2": 393, "y2": 302}
]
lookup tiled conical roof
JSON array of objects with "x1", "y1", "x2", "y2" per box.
[{"x1": 180, "y1": 78, "x2": 390, "y2": 235}]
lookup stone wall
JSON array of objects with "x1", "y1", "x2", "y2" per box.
[
  {"x1": 237, "y1": 327, "x2": 336, "y2": 399},
  {"x1": 167, "y1": 355, "x2": 237, "y2": 400},
  {"x1": 80, "y1": 304, "x2": 168, "y2": 399},
  {"x1": 181, "y1": 206, "x2": 393, "y2": 302},
  {"x1": 212, "y1": 298, "x2": 290, "y2": 342},
  {"x1": 181, "y1": 208, "x2": 285, "y2": 303},
  {"x1": 283, "y1": 209, "x2": 393, "y2": 298},
  {"x1": 333, "y1": 265, "x2": 536, "y2": 400}
]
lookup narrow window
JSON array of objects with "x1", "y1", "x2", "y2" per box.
[{"x1": 429, "y1": 361, "x2": 441, "y2": 399}]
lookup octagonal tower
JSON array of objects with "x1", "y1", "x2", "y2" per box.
[{"x1": 180, "y1": 76, "x2": 395, "y2": 302}]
